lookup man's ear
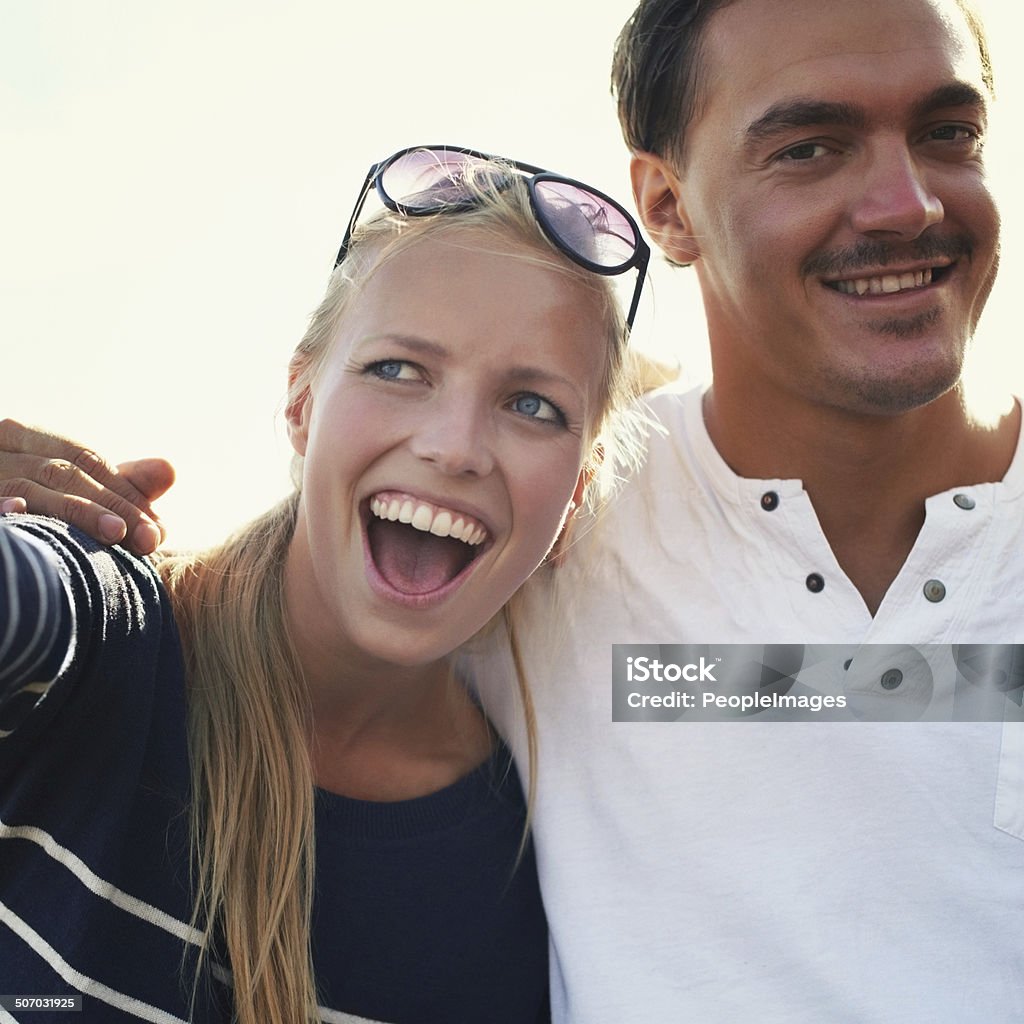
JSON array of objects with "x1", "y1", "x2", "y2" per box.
[
  {"x1": 630, "y1": 151, "x2": 700, "y2": 266},
  {"x1": 285, "y1": 377, "x2": 313, "y2": 458}
]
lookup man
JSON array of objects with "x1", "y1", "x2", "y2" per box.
[
  {"x1": 478, "y1": 0, "x2": 1023, "y2": 1021},
  {"x1": 3, "y1": 1, "x2": 1021, "y2": 1020}
]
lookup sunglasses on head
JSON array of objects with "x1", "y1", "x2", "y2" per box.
[{"x1": 335, "y1": 145, "x2": 650, "y2": 332}]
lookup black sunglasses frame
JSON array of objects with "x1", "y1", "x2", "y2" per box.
[{"x1": 334, "y1": 145, "x2": 650, "y2": 331}]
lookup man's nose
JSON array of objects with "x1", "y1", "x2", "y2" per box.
[{"x1": 849, "y1": 139, "x2": 944, "y2": 240}]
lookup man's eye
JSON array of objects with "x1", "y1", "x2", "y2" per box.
[
  {"x1": 779, "y1": 142, "x2": 831, "y2": 162},
  {"x1": 927, "y1": 125, "x2": 978, "y2": 143},
  {"x1": 511, "y1": 392, "x2": 564, "y2": 424}
]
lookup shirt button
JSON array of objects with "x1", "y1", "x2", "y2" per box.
[
  {"x1": 880, "y1": 668, "x2": 904, "y2": 690},
  {"x1": 923, "y1": 579, "x2": 947, "y2": 602},
  {"x1": 953, "y1": 493, "x2": 976, "y2": 511},
  {"x1": 761, "y1": 491, "x2": 779, "y2": 511},
  {"x1": 806, "y1": 573, "x2": 825, "y2": 593}
]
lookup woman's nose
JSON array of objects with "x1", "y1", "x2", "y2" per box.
[{"x1": 409, "y1": 401, "x2": 496, "y2": 477}]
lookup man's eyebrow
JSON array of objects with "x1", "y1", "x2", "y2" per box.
[
  {"x1": 910, "y1": 81, "x2": 988, "y2": 121},
  {"x1": 744, "y1": 100, "x2": 867, "y2": 145},
  {"x1": 743, "y1": 81, "x2": 989, "y2": 147}
]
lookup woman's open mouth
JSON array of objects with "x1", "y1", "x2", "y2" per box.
[{"x1": 363, "y1": 491, "x2": 490, "y2": 603}]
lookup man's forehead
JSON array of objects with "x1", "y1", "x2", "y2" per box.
[
  {"x1": 704, "y1": 0, "x2": 973, "y2": 43},
  {"x1": 695, "y1": 0, "x2": 986, "y2": 122}
]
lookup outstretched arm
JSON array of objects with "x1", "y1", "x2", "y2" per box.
[
  {"x1": 0, "y1": 522, "x2": 73, "y2": 716},
  {"x1": 0, "y1": 419, "x2": 174, "y2": 555}
]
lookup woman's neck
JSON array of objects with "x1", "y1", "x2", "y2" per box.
[{"x1": 282, "y1": 533, "x2": 492, "y2": 800}]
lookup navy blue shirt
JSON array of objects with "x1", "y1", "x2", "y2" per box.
[{"x1": 0, "y1": 517, "x2": 549, "y2": 1022}]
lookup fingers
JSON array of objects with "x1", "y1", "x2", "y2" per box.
[
  {"x1": 116, "y1": 458, "x2": 176, "y2": 502},
  {"x1": 0, "y1": 419, "x2": 171, "y2": 555},
  {"x1": 0, "y1": 418, "x2": 156, "y2": 510},
  {"x1": 0, "y1": 497, "x2": 27, "y2": 514}
]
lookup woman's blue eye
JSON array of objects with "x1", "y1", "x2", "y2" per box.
[
  {"x1": 369, "y1": 359, "x2": 419, "y2": 381},
  {"x1": 512, "y1": 392, "x2": 563, "y2": 424}
]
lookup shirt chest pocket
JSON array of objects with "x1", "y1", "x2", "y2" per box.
[{"x1": 995, "y1": 721, "x2": 1024, "y2": 840}]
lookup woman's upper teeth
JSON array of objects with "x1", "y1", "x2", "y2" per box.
[{"x1": 370, "y1": 493, "x2": 487, "y2": 545}]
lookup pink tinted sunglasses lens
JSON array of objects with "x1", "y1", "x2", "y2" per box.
[
  {"x1": 382, "y1": 150, "x2": 500, "y2": 211},
  {"x1": 532, "y1": 179, "x2": 639, "y2": 271}
]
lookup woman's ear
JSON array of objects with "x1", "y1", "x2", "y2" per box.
[
  {"x1": 547, "y1": 466, "x2": 591, "y2": 569},
  {"x1": 570, "y1": 466, "x2": 588, "y2": 512},
  {"x1": 630, "y1": 151, "x2": 700, "y2": 266},
  {"x1": 285, "y1": 367, "x2": 313, "y2": 457}
]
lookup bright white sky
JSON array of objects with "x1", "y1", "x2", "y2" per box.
[{"x1": 3, "y1": 1, "x2": 1023, "y2": 549}]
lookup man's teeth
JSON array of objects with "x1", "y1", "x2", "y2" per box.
[
  {"x1": 833, "y1": 267, "x2": 934, "y2": 296},
  {"x1": 370, "y1": 496, "x2": 487, "y2": 545}
]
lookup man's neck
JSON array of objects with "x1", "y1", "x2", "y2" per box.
[{"x1": 702, "y1": 384, "x2": 1021, "y2": 616}]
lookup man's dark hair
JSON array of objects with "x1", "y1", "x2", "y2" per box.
[
  {"x1": 611, "y1": 0, "x2": 735, "y2": 165},
  {"x1": 611, "y1": 0, "x2": 994, "y2": 167}
]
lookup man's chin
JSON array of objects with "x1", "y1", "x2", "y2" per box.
[
  {"x1": 864, "y1": 307, "x2": 943, "y2": 338},
  {"x1": 823, "y1": 363, "x2": 963, "y2": 417}
]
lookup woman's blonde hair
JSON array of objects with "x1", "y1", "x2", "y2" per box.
[{"x1": 158, "y1": 164, "x2": 645, "y2": 1023}]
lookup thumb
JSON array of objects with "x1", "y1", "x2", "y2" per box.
[{"x1": 116, "y1": 458, "x2": 176, "y2": 503}]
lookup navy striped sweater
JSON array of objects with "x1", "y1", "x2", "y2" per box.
[{"x1": 0, "y1": 517, "x2": 548, "y2": 1023}]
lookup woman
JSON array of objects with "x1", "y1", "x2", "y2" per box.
[{"x1": 0, "y1": 147, "x2": 648, "y2": 1023}]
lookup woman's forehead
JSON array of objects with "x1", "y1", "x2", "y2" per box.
[{"x1": 337, "y1": 233, "x2": 608, "y2": 381}]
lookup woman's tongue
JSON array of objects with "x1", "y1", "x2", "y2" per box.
[{"x1": 369, "y1": 519, "x2": 472, "y2": 595}]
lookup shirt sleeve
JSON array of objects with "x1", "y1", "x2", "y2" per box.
[{"x1": 0, "y1": 518, "x2": 76, "y2": 733}]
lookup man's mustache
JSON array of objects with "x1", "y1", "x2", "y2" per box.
[{"x1": 802, "y1": 235, "x2": 972, "y2": 278}]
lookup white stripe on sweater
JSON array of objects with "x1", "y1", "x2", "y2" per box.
[
  {"x1": 0, "y1": 820, "x2": 203, "y2": 946},
  {"x1": 0, "y1": 901, "x2": 188, "y2": 1024}
]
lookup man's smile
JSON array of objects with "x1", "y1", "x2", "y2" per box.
[{"x1": 827, "y1": 265, "x2": 944, "y2": 296}]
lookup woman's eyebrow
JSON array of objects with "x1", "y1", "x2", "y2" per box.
[
  {"x1": 353, "y1": 333, "x2": 448, "y2": 358},
  {"x1": 504, "y1": 366, "x2": 582, "y2": 397},
  {"x1": 352, "y1": 334, "x2": 585, "y2": 401}
]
